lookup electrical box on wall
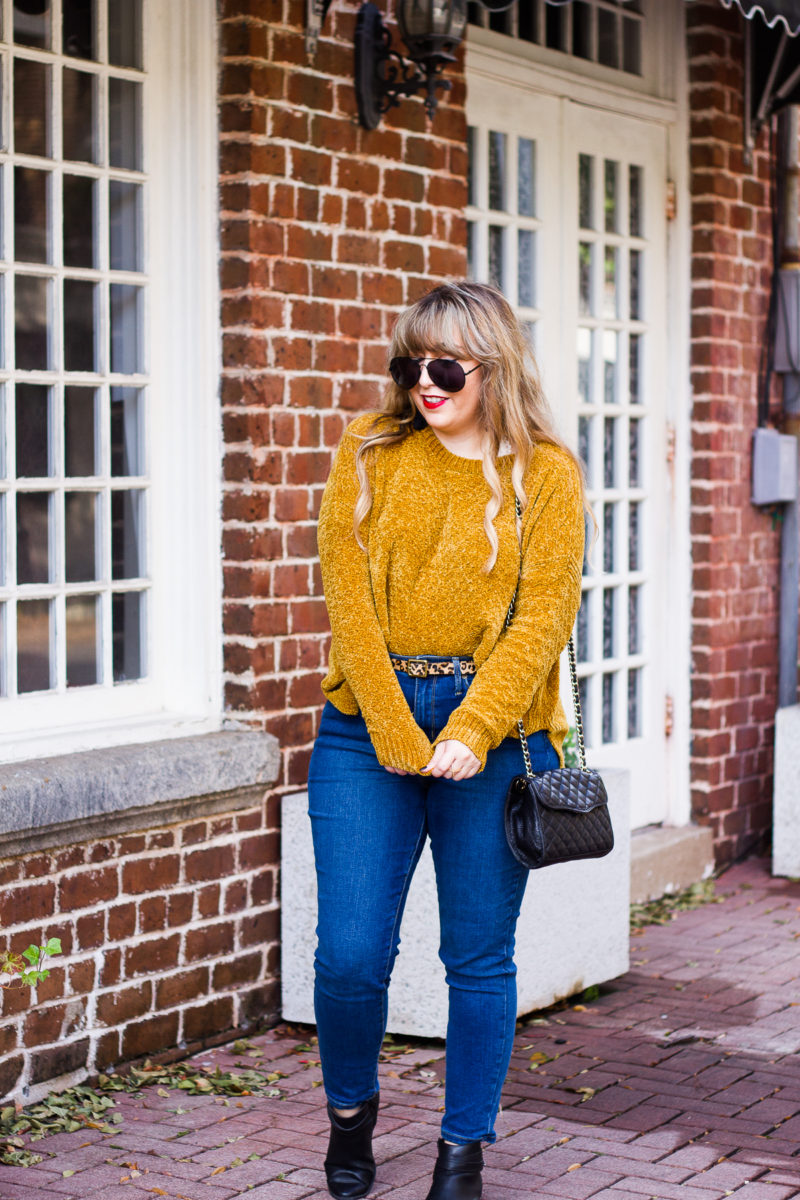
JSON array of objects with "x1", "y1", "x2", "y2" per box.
[{"x1": 751, "y1": 427, "x2": 798, "y2": 506}]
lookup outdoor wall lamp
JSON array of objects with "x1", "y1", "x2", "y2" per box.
[{"x1": 354, "y1": 0, "x2": 467, "y2": 130}]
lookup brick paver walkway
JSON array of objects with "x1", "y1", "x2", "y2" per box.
[{"x1": 2, "y1": 857, "x2": 799, "y2": 1200}]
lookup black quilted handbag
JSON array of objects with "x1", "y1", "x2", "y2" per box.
[{"x1": 504, "y1": 637, "x2": 613, "y2": 869}]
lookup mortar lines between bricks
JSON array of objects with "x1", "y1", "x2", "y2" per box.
[{"x1": 2, "y1": 857, "x2": 799, "y2": 1200}]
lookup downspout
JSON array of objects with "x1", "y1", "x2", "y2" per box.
[{"x1": 775, "y1": 106, "x2": 800, "y2": 708}]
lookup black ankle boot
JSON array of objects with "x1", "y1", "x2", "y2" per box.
[
  {"x1": 425, "y1": 1138, "x2": 483, "y2": 1200},
  {"x1": 324, "y1": 1093, "x2": 379, "y2": 1199}
]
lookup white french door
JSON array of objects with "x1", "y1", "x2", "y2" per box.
[{"x1": 467, "y1": 77, "x2": 674, "y2": 829}]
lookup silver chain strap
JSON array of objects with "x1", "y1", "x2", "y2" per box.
[{"x1": 508, "y1": 497, "x2": 587, "y2": 779}]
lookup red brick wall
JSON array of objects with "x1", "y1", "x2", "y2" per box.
[
  {"x1": 0, "y1": 802, "x2": 277, "y2": 1102},
  {"x1": 218, "y1": 1, "x2": 467, "y2": 785},
  {"x1": 687, "y1": 5, "x2": 781, "y2": 865}
]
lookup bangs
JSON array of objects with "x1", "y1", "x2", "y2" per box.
[{"x1": 393, "y1": 303, "x2": 490, "y2": 362}]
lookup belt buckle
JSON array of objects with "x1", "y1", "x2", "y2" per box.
[{"x1": 406, "y1": 657, "x2": 429, "y2": 677}]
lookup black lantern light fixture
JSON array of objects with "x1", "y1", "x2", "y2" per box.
[{"x1": 354, "y1": 0, "x2": 468, "y2": 130}]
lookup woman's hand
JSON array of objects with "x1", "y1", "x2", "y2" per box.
[
  {"x1": 422, "y1": 739, "x2": 481, "y2": 781},
  {"x1": 384, "y1": 765, "x2": 411, "y2": 775}
]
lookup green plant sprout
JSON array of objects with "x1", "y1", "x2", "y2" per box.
[{"x1": 0, "y1": 938, "x2": 62, "y2": 989}]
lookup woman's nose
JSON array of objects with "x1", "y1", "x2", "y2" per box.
[{"x1": 418, "y1": 361, "x2": 433, "y2": 385}]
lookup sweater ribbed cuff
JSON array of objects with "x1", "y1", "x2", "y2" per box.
[
  {"x1": 433, "y1": 711, "x2": 495, "y2": 770},
  {"x1": 369, "y1": 721, "x2": 433, "y2": 773}
]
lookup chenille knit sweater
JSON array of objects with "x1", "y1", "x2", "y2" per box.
[{"x1": 317, "y1": 412, "x2": 585, "y2": 773}]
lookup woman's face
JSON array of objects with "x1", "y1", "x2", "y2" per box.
[{"x1": 409, "y1": 351, "x2": 483, "y2": 442}]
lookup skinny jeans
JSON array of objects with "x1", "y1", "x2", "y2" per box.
[{"x1": 307, "y1": 660, "x2": 558, "y2": 1145}]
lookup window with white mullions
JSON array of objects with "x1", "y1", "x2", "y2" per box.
[
  {"x1": 466, "y1": 0, "x2": 643, "y2": 76},
  {"x1": 0, "y1": 0, "x2": 147, "y2": 698},
  {"x1": 574, "y1": 151, "x2": 647, "y2": 750},
  {"x1": 467, "y1": 125, "x2": 540, "y2": 346}
]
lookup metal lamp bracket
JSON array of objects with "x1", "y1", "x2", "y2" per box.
[{"x1": 355, "y1": 2, "x2": 454, "y2": 131}]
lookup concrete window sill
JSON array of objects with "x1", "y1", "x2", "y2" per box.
[{"x1": 0, "y1": 731, "x2": 280, "y2": 857}]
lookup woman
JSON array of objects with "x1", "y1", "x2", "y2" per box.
[{"x1": 308, "y1": 281, "x2": 589, "y2": 1200}]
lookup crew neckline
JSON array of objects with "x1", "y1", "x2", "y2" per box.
[{"x1": 419, "y1": 426, "x2": 514, "y2": 470}]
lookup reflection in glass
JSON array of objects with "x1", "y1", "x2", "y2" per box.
[
  {"x1": 63, "y1": 68, "x2": 96, "y2": 162},
  {"x1": 518, "y1": 230, "x2": 535, "y2": 308},
  {"x1": 16, "y1": 491, "x2": 50, "y2": 583},
  {"x1": 65, "y1": 386, "x2": 96, "y2": 475},
  {"x1": 604, "y1": 160, "x2": 618, "y2": 233},
  {"x1": 576, "y1": 590, "x2": 590, "y2": 663},
  {"x1": 110, "y1": 388, "x2": 143, "y2": 475},
  {"x1": 629, "y1": 333, "x2": 641, "y2": 403},
  {"x1": 66, "y1": 594, "x2": 98, "y2": 686},
  {"x1": 603, "y1": 245, "x2": 617, "y2": 318},
  {"x1": 603, "y1": 501, "x2": 615, "y2": 573},
  {"x1": 603, "y1": 588, "x2": 614, "y2": 658},
  {"x1": 63, "y1": 175, "x2": 95, "y2": 267},
  {"x1": 604, "y1": 416, "x2": 616, "y2": 488},
  {"x1": 64, "y1": 279, "x2": 96, "y2": 372},
  {"x1": 109, "y1": 181, "x2": 142, "y2": 271},
  {"x1": 602, "y1": 672, "x2": 614, "y2": 742},
  {"x1": 63, "y1": 0, "x2": 95, "y2": 60},
  {"x1": 598, "y1": 8, "x2": 618, "y2": 69},
  {"x1": 65, "y1": 490, "x2": 97, "y2": 581},
  {"x1": 572, "y1": 0, "x2": 591, "y2": 59},
  {"x1": 629, "y1": 501, "x2": 640, "y2": 570},
  {"x1": 623, "y1": 17, "x2": 642, "y2": 75},
  {"x1": 577, "y1": 327, "x2": 592, "y2": 406},
  {"x1": 16, "y1": 384, "x2": 49, "y2": 477},
  {"x1": 17, "y1": 599, "x2": 52, "y2": 693},
  {"x1": 488, "y1": 130, "x2": 506, "y2": 212},
  {"x1": 14, "y1": 1, "x2": 50, "y2": 48},
  {"x1": 14, "y1": 59, "x2": 50, "y2": 157},
  {"x1": 628, "y1": 585, "x2": 640, "y2": 654},
  {"x1": 110, "y1": 284, "x2": 142, "y2": 374},
  {"x1": 467, "y1": 126, "x2": 477, "y2": 207},
  {"x1": 518, "y1": 137, "x2": 535, "y2": 217},
  {"x1": 579, "y1": 242, "x2": 592, "y2": 316},
  {"x1": 109, "y1": 77, "x2": 142, "y2": 171},
  {"x1": 578, "y1": 415, "x2": 591, "y2": 483},
  {"x1": 109, "y1": 0, "x2": 142, "y2": 69},
  {"x1": 15, "y1": 168, "x2": 50, "y2": 263},
  {"x1": 112, "y1": 590, "x2": 143, "y2": 680},
  {"x1": 112, "y1": 488, "x2": 144, "y2": 578},
  {"x1": 630, "y1": 249, "x2": 641, "y2": 320},
  {"x1": 488, "y1": 226, "x2": 504, "y2": 291},
  {"x1": 629, "y1": 165, "x2": 642, "y2": 237},
  {"x1": 579, "y1": 154, "x2": 593, "y2": 229},
  {"x1": 629, "y1": 418, "x2": 640, "y2": 486},
  {"x1": 603, "y1": 330, "x2": 617, "y2": 406},
  {"x1": 15, "y1": 275, "x2": 50, "y2": 370},
  {"x1": 627, "y1": 668, "x2": 640, "y2": 737}
]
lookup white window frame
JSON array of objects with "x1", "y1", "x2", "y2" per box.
[{"x1": 0, "y1": 0, "x2": 222, "y2": 762}]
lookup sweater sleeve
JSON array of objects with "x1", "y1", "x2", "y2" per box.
[
  {"x1": 433, "y1": 452, "x2": 585, "y2": 768},
  {"x1": 317, "y1": 418, "x2": 434, "y2": 772}
]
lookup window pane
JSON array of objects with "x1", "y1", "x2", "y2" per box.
[
  {"x1": 629, "y1": 418, "x2": 640, "y2": 487},
  {"x1": 65, "y1": 386, "x2": 97, "y2": 475},
  {"x1": 109, "y1": 181, "x2": 143, "y2": 272},
  {"x1": 488, "y1": 226, "x2": 504, "y2": 292},
  {"x1": 112, "y1": 590, "x2": 143, "y2": 680},
  {"x1": 16, "y1": 491, "x2": 51, "y2": 583},
  {"x1": 518, "y1": 137, "x2": 535, "y2": 217},
  {"x1": 17, "y1": 598, "x2": 52, "y2": 692},
  {"x1": 64, "y1": 279, "x2": 96, "y2": 371},
  {"x1": 545, "y1": 1, "x2": 565, "y2": 49},
  {"x1": 14, "y1": 59, "x2": 50, "y2": 157},
  {"x1": 572, "y1": 1, "x2": 591, "y2": 59},
  {"x1": 63, "y1": 0, "x2": 95, "y2": 60},
  {"x1": 63, "y1": 175, "x2": 95, "y2": 268},
  {"x1": 66, "y1": 593, "x2": 98, "y2": 686},
  {"x1": 110, "y1": 284, "x2": 143, "y2": 374},
  {"x1": 579, "y1": 242, "x2": 592, "y2": 317},
  {"x1": 108, "y1": 0, "x2": 142, "y2": 69},
  {"x1": 603, "y1": 331, "x2": 618, "y2": 406},
  {"x1": 578, "y1": 677, "x2": 591, "y2": 749},
  {"x1": 602, "y1": 672, "x2": 615, "y2": 742},
  {"x1": 15, "y1": 274, "x2": 51, "y2": 370},
  {"x1": 630, "y1": 249, "x2": 641, "y2": 320},
  {"x1": 578, "y1": 414, "x2": 592, "y2": 484},
  {"x1": 577, "y1": 327, "x2": 592, "y2": 407},
  {"x1": 628, "y1": 585, "x2": 640, "y2": 654},
  {"x1": 518, "y1": 229, "x2": 535, "y2": 308},
  {"x1": 603, "y1": 245, "x2": 617, "y2": 318},
  {"x1": 109, "y1": 78, "x2": 143, "y2": 171},
  {"x1": 603, "y1": 588, "x2": 615, "y2": 658},
  {"x1": 627, "y1": 668, "x2": 641, "y2": 737},
  {"x1": 0, "y1": 389, "x2": 6, "y2": 478},
  {"x1": 16, "y1": 383, "x2": 50, "y2": 477},
  {"x1": 110, "y1": 387, "x2": 143, "y2": 475},
  {"x1": 488, "y1": 130, "x2": 506, "y2": 212},
  {"x1": 629, "y1": 333, "x2": 641, "y2": 403},
  {"x1": 603, "y1": 501, "x2": 615, "y2": 573},
  {"x1": 598, "y1": 8, "x2": 618, "y2": 69},
  {"x1": 15, "y1": 167, "x2": 51, "y2": 263},
  {"x1": 579, "y1": 154, "x2": 593, "y2": 229},
  {"x1": 467, "y1": 126, "x2": 477, "y2": 207},
  {"x1": 623, "y1": 17, "x2": 641, "y2": 75},
  {"x1": 629, "y1": 165, "x2": 642, "y2": 237},
  {"x1": 604, "y1": 160, "x2": 618, "y2": 233},
  {"x1": 629, "y1": 501, "x2": 640, "y2": 570},
  {"x1": 576, "y1": 591, "x2": 590, "y2": 663},
  {"x1": 63, "y1": 68, "x2": 97, "y2": 163},
  {"x1": 65, "y1": 489, "x2": 98, "y2": 581},
  {"x1": 112, "y1": 488, "x2": 144, "y2": 578},
  {"x1": 604, "y1": 416, "x2": 616, "y2": 488},
  {"x1": 14, "y1": 1, "x2": 51, "y2": 49}
]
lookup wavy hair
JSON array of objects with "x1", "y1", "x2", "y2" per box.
[{"x1": 353, "y1": 280, "x2": 595, "y2": 570}]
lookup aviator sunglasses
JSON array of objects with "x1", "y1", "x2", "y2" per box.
[{"x1": 389, "y1": 356, "x2": 481, "y2": 394}]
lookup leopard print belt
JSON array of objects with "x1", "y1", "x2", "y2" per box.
[{"x1": 389, "y1": 654, "x2": 477, "y2": 678}]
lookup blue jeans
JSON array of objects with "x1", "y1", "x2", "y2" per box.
[{"x1": 307, "y1": 660, "x2": 559, "y2": 1145}]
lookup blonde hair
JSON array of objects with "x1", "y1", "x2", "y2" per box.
[{"x1": 353, "y1": 280, "x2": 595, "y2": 570}]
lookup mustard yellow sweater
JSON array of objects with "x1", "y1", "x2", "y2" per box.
[{"x1": 318, "y1": 413, "x2": 585, "y2": 773}]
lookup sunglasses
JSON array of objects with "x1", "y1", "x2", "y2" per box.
[{"x1": 389, "y1": 356, "x2": 481, "y2": 394}]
